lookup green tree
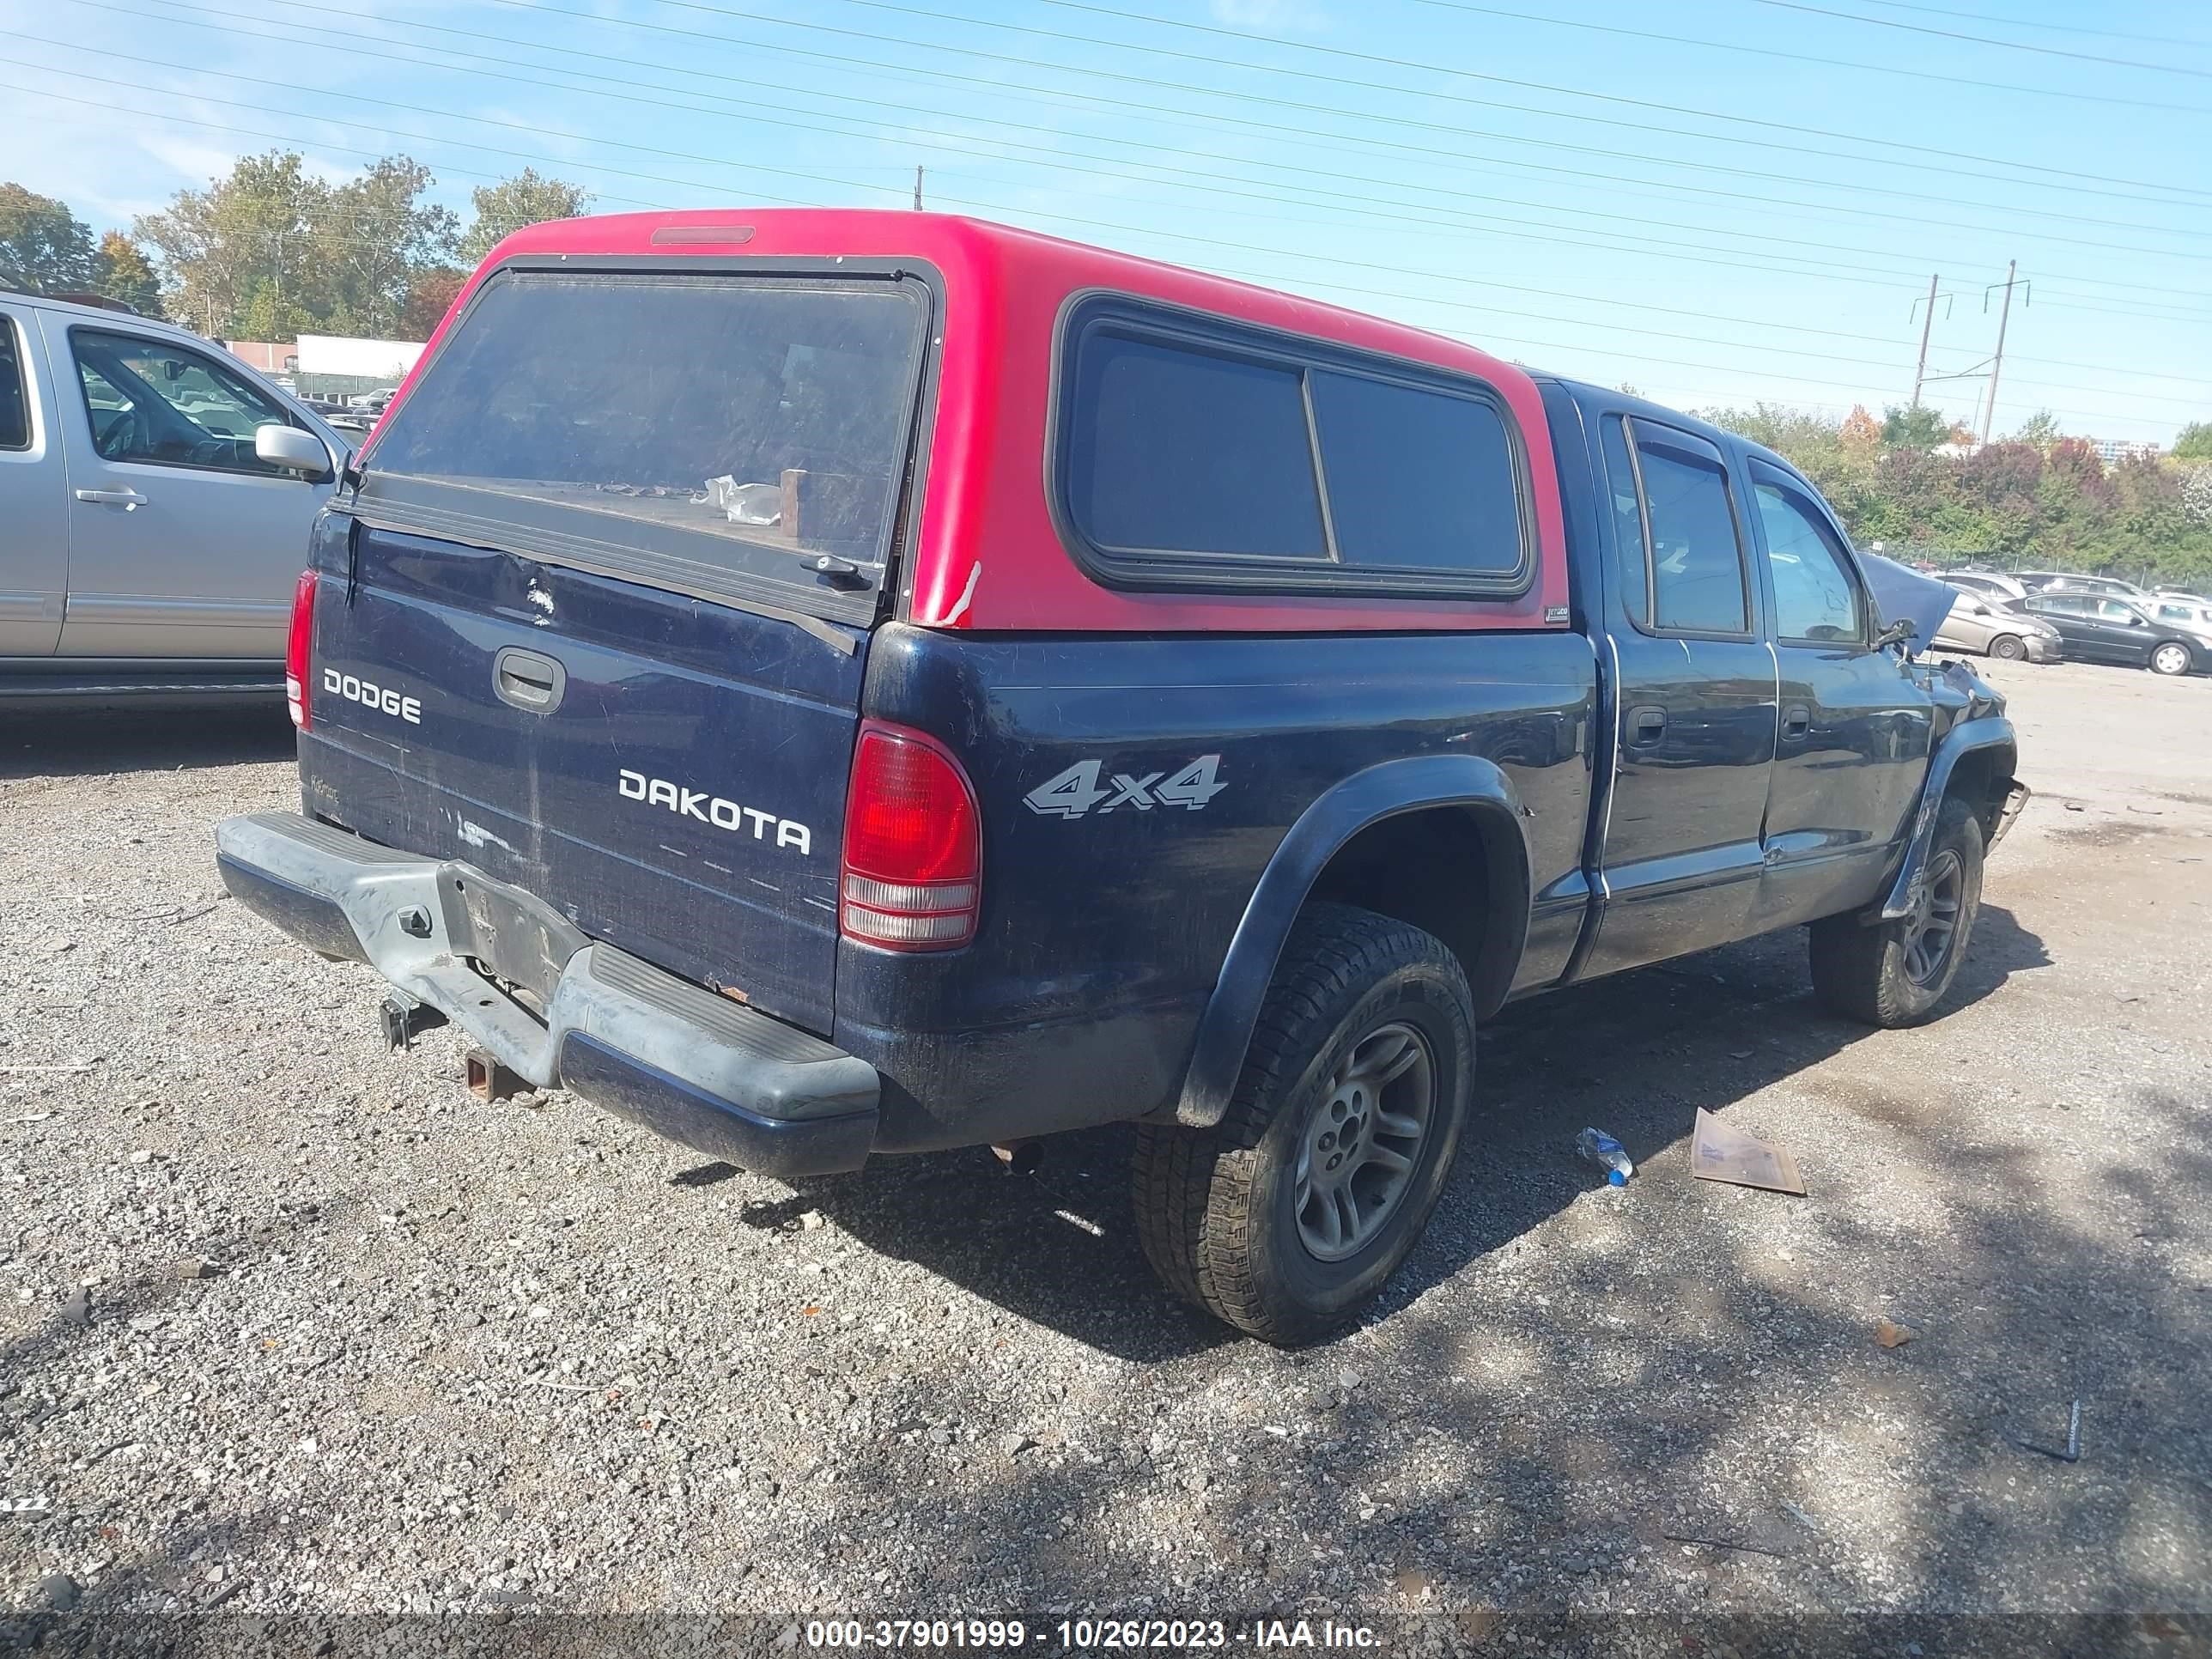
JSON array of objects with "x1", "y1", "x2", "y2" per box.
[
  {"x1": 459, "y1": 170, "x2": 591, "y2": 264},
  {"x1": 1878, "y1": 404, "x2": 1951, "y2": 451},
  {"x1": 2173, "y1": 422, "x2": 2212, "y2": 464},
  {"x1": 92, "y1": 230, "x2": 162, "y2": 316},
  {"x1": 0, "y1": 181, "x2": 96, "y2": 294},
  {"x1": 136, "y1": 150, "x2": 330, "y2": 338},
  {"x1": 313, "y1": 156, "x2": 457, "y2": 337},
  {"x1": 2010, "y1": 410, "x2": 2063, "y2": 453}
]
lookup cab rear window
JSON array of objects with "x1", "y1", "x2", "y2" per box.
[
  {"x1": 362, "y1": 270, "x2": 929, "y2": 622},
  {"x1": 1054, "y1": 299, "x2": 1531, "y2": 597}
]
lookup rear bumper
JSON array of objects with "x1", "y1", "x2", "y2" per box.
[{"x1": 213, "y1": 811, "x2": 879, "y2": 1176}]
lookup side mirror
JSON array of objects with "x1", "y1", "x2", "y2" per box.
[
  {"x1": 1871, "y1": 617, "x2": 1917, "y2": 652},
  {"x1": 256, "y1": 423, "x2": 334, "y2": 482}
]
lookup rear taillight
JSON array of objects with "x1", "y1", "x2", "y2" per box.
[
  {"x1": 284, "y1": 568, "x2": 316, "y2": 729},
  {"x1": 840, "y1": 721, "x2": 981, "y2": 951}
]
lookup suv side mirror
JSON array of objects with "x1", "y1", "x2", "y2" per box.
[
  {"x1": 1871, "y1": 617, "x2": 1917, "y2": 652},
  {"x1": 257, "y1": 423, "x2": 334, "y2": 482}
]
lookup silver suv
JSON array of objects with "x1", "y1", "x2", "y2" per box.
[{"x1": 0, "y1": 292, "x2": 351, "y2": 705}]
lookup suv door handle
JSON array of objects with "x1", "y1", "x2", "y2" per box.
[
  {"x1": 74, "y1": 487, "x2": 147, "y2": 509},
  {"x1": 1626, "y1": 705, "x2": 1667, "y2": 748},
  {"x1": 1781, "y1": 702, "x2": 1812, "y2": 740}
]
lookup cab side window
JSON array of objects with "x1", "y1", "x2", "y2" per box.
[
  {"x1": 0, "y1": 318, "x2": 27, "y2": 450},
  {"x1": 1753, "y1": 472, "x2": 1866, "y2": 643},
  {"x1": 1607, "y1": 416, "x2": 1751, "y2": 635},
  {"x1": 69, "y1": 328, "x2": 292, "y2": 476}
]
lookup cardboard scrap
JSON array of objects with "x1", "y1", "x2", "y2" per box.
[{"x1": 1690, "y1": 1108, "x2": 1805, "y2": 1194}]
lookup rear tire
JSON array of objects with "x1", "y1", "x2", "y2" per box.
[
  {"x1": 2151, "y1": 641, "x2": 2191, "y2": 677},
  {"x1": 1133, "y1": 903, "x2": 1475, "y2": 1346},
  {"x1": 1987, "y1": 634, "x2": 2025, "y2": 661},
  {"x1": 1809, "y1": 796, "x2": 1984, "y2": 1028}
]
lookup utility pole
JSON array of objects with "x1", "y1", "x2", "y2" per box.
[
  {"x1": 1981, "y1": 261, "x2": 2026, "y2": 445},
  {"x1": 913, "y1": 166, "x2": 924, "y2": 211},
  {"x1": 1911, "y1": 272, "x2": 1939, "y2": 409}
]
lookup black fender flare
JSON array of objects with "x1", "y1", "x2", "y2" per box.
[
  {"x1": 1171, "y1": 755, "x2": 1533, "y2": 1129},
  {"x1": 1880, "y1": 715, "x2": 2019, "y2": 920}
]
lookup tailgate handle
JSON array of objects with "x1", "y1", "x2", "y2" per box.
[{"x1": 493, "y1": 647, "x2": 568, "y2": 714}]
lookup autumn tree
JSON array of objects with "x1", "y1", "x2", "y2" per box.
[
  {"x1": 0, "y1": 182, "x2": 96, "y2": 294},
  {"x1": 459, "y1": 170, "x2": 591, "y2": 264},
  {"x1": 92, "y1": 231, "x2": 162, "y2": 316}
]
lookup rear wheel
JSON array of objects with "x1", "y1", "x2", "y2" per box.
[
  {"x1": 1133, "y1": 903, "x2": 1475, "y2": 1345},
  {"x1": 2151, "y1": 641, "x2": 2191, "y2": 677},
  {"x1": 1987, "y1": 634, "x2": 2025, "y2": 661},
  {"x1": 1809, "y1": 796, "x2": 1984, "y2": 1028}
]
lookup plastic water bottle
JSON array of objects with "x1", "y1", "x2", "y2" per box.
[{"x1": 1577, "y1": 1128, "x2": 1634, "y2": 1187}]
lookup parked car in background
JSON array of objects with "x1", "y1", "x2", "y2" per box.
[
  {"x1": 2011, "y1": 570, "x2": 2148, "y2": 600},
  {"x1": 2151, "y1": 588, "x2": 2212, "y2": 610},
  {"x1": 2017, "y1": 593, "x2": 2210, "y2": 676},
  {"x1": 1934, "y1": 588, "x2": 2062, "y2": 661},
  {"x1": 2146, "y1": 595, "x2": 2212, "y2": 635},
  {"x1": 0, "y1": 291, "x2": 352, "y2": 704},
  {"x1": 1943, "y1": 571, "x2": 2029, "y2": 605}
]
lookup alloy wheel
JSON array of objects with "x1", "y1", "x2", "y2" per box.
[
  {"x1": 1903, "y1": 850, "x2": 1964, "y2": 987},
  {"x1": 1292, "y1": 1021, "x2": 1435, "y2": 1262}
]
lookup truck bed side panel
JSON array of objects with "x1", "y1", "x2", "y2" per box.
[{"x1": 839, "y1": 623, "x2": 1597, "y2": 1153}]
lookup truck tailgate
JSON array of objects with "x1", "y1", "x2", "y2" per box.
[{"x1": 300, "y1": 526, "x2": 864, "y2": 1035}]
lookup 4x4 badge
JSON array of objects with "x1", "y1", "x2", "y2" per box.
[{"x1": 1024, "y1": 755, "x2": 1226, "y2": 819}]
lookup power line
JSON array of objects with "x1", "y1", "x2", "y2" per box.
[
  {"x1": 82, "y1": 0, "x2": 2212, "y2": 307},
  {"x1": 1008, "y1": 0, "x2": 2212, "y2": 205},
  {"x1": 34, "y1": 1, "x2": 2212, "y2": 338},
  {"x1": 1744, "y1": 0, "x2": 2212, "y2": 76},
  {"x1": 7, "y1": 74, "x2": 2188, "y2": 434},
  {"x1": 1405, "y1": 0, "x2": 2212, "y2": 113},
  {"x1": 44, "y1": 9, "x2": 2212, "y2": 314},
  {"x1": 21, "y1": 43, "x2": 2212, "y2": 406},
  {"x1": 1812, "y1": 0, "x2": 2212, "y2": 51},
  {"x1": 619, "y1": 0, "x2": 2212, "y2": 219}
]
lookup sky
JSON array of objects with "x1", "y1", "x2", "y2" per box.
[{"x1": 3, "y1": 0, "x2": 2209, "y2": 445}]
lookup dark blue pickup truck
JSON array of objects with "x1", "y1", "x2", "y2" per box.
[{"x1": 216, "y1": 211, "x2": 2026, "y2": 1342}]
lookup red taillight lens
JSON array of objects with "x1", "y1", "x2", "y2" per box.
[
  {"x1": 284, "y1": 568, "x2": 316, "y2": 729},
  {"x1": 841, "y1": 721, "x2": 981, "y2": 951}
]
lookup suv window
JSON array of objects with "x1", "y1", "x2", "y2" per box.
[
  {"x1": 1754, "y1": 474, "x2": 1865, "y2": 642},
  {"x1": 1056, "y1": 303, "x2": 1529, "y2": 594},
  {"x1": 70, "y1": 329, "x2": 293, "y2": 474},
  {"x1": 0, "y1": 317, "x2": 27, "y2": 450},
  {"x1": 1615, "y1": 418, "x2": 1749, "y2": 635}
]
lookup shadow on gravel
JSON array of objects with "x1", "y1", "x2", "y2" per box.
[
  {"x1": 787, "y1": 1131, "x2": 1233, "y2": 1364},
  {"x1": 768, "y1": 908, "x2": 2052, "y2": 1369},
  {"x1": 942, "y1": 1102, "x2": 2210, "y2": 1627},
  {"x1": 0, "y1": 706, "x2": 293, "y2": 780}
]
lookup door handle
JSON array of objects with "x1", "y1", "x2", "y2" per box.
[
  {"x1": 492, "y1": 646, "x2": 568, "y2": 714},
  {"x1": 74, "y1": 487, "x2": 147, "y2": 509},
  {"x1": 1781, "y1": 703, "x2": 1812, "y2": 740},
  {"x1": 1626, "y1": 705, "x2": 1667, "y2": 748}
]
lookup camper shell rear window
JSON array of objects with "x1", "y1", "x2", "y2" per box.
[
  {"x1": 1051, "y1": 295, "x2": 1534, "y2": 599},
  {"x1": 359, "y1": 264, "x2": 933, "y2": 626}
]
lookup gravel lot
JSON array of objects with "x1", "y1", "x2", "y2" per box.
[{"x1": 2, "y1": 658, "x2": 2208, "y2": 1644}]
